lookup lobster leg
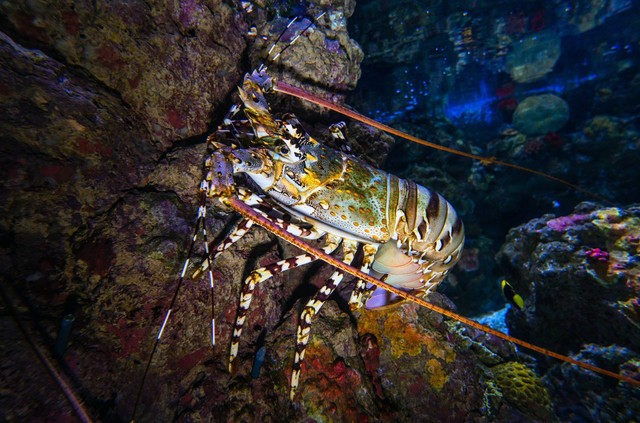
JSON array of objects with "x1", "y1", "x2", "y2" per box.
[
  {"x1": 229, "y1": 233, "x2": 343, "y2": 372},
  {"x1": 195, "y1": 196, "x2": 326, "y2": 283},
  {"x1": 236, "y1": 188, "x2": 325, "y2": 239},
  {"x1": 290, "y1": 239, "x2": 359, "y2": 400},
  {"x1": 348, "y1": 243, "x2": 379, "y2": 310},
  {"x1": 191, "y1": 217, "x2": 254, "y2": 280}
]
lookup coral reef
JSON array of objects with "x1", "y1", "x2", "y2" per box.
[
  {"x1": 497, "y1": 203, "x2": 640, "y2": 355},
  {"x1": 353, "y1": 298, "x2": 527, "y2": 421},
  {"x1": 496, "y1": 203, "x2": 640, "y2": 419},
  {"x1": 544, "y1": 344, "x2": 640, "y2": 421}
]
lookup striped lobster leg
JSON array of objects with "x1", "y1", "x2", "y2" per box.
[
  {"x1": 348, "y1": 243, "x2": 379, "y2": 310},
  {"x1": 229, "y1": 233, "x2": 343, "y2": 372},
  {"x1": 191, "y1": 217, "x2": 254, "y2": 280},
  {"x1": 193, "y1": 189, "x2": 327, "y2": 280},
  {"x1": 290, "y1": 239, "x2": 359, "y2": 400},
  {"x1": 328, "y1": 121, "x2": 352, "y2": 153}
]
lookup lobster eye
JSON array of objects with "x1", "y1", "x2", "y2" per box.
[
  {"x1": 280, "y1": 146, "x2": 289, "y2": 154},
  {"x1": 251, "y1": 93, "x2": 258, "y2": 102}
]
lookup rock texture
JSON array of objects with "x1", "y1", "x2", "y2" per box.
[
  {"x1": 505, "y1": 30, "x2": 561, "y2": 83},
  {"x1": 496, "y1": 202, "x2": 640, "y2": 421},
  {"x1": 0, "y1": 0, "x2": 370, "y2": 421},
  {"x1": 3, "y1": 1, "x2": 637, "y2": 422},
  {"x1": 497, "y1": 202, "x2": 640, "y2": 355},
  {"x1": 513, "y1": 94, "x2": 570, "y2": 136}
]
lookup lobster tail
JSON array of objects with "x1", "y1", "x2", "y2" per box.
[{"x1": 367, "y1": 180, "x2": 464, "y2": 308}]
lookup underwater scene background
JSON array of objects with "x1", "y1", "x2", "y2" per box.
[{"x1": 0, "y1": 0, "x2": 638, "y2": 421}]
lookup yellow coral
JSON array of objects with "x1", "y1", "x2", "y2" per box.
[
  {"x1": 358, "y1": 304, "x2": 455, "y2": 362},
  {"x1": 358, "y1": 303, "x2": 456, "y2": 392},
  {"x1": 492, "y1": 362, "x2": 552, "y2": 420},
  {"x1": 425, "y1": 358, "x2": 448, "y2": 390}
]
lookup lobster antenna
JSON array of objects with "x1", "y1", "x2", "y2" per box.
[
  {"x1": 274, "y1": 81, "x2": 612, "y2": 205},
  {"x1": 250, "y1": 8, "x2": 608, "y2": 204},
  {"x1": 225, "y1": 195, "x2": 640, "y2": 388},
  {"x1": 0, "y1": 281, "x2": 93, "y2": 423},
  {"x1": 258, "y1": 11, "x2": 327, "y2": 72},
  {"x1": 131, "y1": 192, "x2": 210, "y2": 422}
]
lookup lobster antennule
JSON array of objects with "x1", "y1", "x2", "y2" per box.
[
  {"x1": 225, "y1": 195, "x2": 640, "y2": 389},
  {"x1": 273, "y1": 80, "x2": 611, "y2": 204},
  {"x1": 259, "y1": 11, "x2": 327, "y2": 71}
]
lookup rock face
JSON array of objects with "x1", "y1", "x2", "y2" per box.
[
  {"x1": 513, "y1": 94, "x2": 570, "y2": 135},
  {"x1": 1, "y1": 0, "x2": 247, "y2": 149},
  {"x1": 497, "y1": 202, "x2": 640, "y2": 355},
  {"x1": 0, "y1": 0, "x2": 369, "y2": 421},
  {"x1": 505, "y1": 30, "x2": 561, "y2": 84},
  {"x1": 496, "y1": 202, "x2": 640, "y2": 420},
  {"x1": 545, "y1": 344, "x2": 640, "y2": 421}
]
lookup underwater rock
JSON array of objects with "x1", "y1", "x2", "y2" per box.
[
  {"x1": 569, "y1": 115, "x2": 640, "y2": 203},
  {"x1": 353, "y1": 298, "x2": 538, "y2": 421},
  {"x1": 496, "y1": 202, "x2": 640, "y2": 359},
  {"x1": 0, "y1": 1, "x2": 249, "y2": 415},
  {"x1": 581, "y1": 115, "x2": 628, "y2": 144},
  {"x1": 496, "y1": 203, "x2": 640, "y2": 419},
  {"x1": 513, "y1": 94, "x2": 570, "y2": 135},
  {"x1": 247, "y1": 2, "x2": 364, "y2": 114},
  {"x1": 505, "y1": 31, "x2": 561, "y2": 83},
  {"x1": 0, "y1": 0, "x2": 247, "y2": 148},
  {"x1": 544, "y1": 344, "x2": 640, "y2": 421},
  {"x1": 561, "y1": 0, "x2": 633, "y2": 34},
  {"x1": 0, "y1": 1, "x2": 366, "y2": 421},
  {"x1": 505, "y1": 30, "x2": 561, "y2": 83}
]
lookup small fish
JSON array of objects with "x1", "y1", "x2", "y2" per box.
[{"x1": 501, "y1": 279, "x2": 524, "y2": 311}]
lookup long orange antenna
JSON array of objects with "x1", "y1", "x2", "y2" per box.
[
  {"x1": 225, "y1": 195, "x2": 639, "y2": 388},
  {"x1": 275, "y1": 81, "x2": 611, "y2": 203},
  {"x1": 0, "y1": 282, "x2": 94, "y2": 422}
]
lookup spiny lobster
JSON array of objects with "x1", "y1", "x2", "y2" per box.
[{"x1": 131, "y1": 9, "x2": 639, "y2": 422}]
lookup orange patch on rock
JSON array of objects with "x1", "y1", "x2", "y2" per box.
[{"x1": 358, "y1": 304, "x2": 435, "y2": 358}]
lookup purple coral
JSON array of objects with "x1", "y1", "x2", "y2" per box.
[
  {"x1": 585, "y1": 247, "x2": 609, "y2": 262},
  {"x1": 546, "y1": 214, "x2": 588, "y2": 231}
]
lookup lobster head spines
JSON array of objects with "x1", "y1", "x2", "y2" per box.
[
  {"x1": 229, "y1": 149, "x2": 274, "y2": 176},
  {"x1": 238, "y1": 70, "x2": 276, "y2": 120},
  {"x1": 204, "y1": 150, "x2": 235, "y2": 198},
  {"x1": 238, "y1": 83, "x2": 273, "y2": 137},
  {"x1": 238, "y1": 73, "x2": 314, "y2": 165},
  {"x1": 247, "y1": 69, "x2": 275, "y2": 92}
]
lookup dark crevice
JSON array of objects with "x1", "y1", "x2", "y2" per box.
[
  {"x1": 155, "y1": 131, "x2": 210, "y2": 164},
  {"x1": 0, "y1": 21, "x2": 136, "y2": 113}
]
